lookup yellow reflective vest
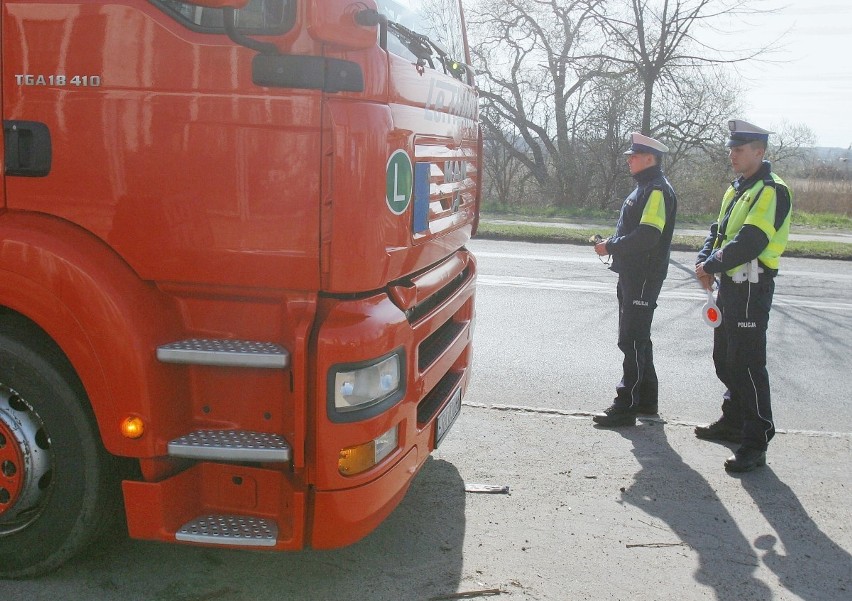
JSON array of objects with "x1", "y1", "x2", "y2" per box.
[{"x1": 713, "y1": 172, "x2": 792, "y2": 274}]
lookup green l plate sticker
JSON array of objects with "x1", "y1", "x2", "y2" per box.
[{"x1": 386, "y1": 149, "x2": 413, "y2": 215}]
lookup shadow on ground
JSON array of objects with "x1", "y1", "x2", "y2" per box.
[{"x1": 617, "y1": 422, "x2": 851, "y2": 600}]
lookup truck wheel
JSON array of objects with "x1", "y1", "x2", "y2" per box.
[{"x1": 0, "y1": 329, "x2": 118, "y2": 578}]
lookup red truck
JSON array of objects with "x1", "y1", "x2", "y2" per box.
[{"x1": 0, "y1": 0, "x2": 479, "y2": 577}]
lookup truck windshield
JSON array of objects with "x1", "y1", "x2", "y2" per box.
[
  {"x1": 376, "y1": 0, "x2": 466, "y2": 68},
  {"x1": 152, "y1": 0, "x2": 294, "y2": 33}
]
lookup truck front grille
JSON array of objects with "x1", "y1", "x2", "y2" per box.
[
  {"x1": 418, "y1": 318, "x2": 466, "y2": 373},
  {"x1": 417, "y1": 371, "x2": 463, "y2": 426},
  {"x1": 406, "y1": 267, "x2": 469, "y2": 324}
]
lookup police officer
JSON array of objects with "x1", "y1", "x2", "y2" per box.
[
  {"x1": 694, "y1": 120, "x2": 792, "y2": 472},
  {"x1": 593, "y1": 133, "x2": 678, "y2": 427}
]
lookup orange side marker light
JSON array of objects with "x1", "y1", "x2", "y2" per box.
[{"x1": 120, "y1": 416, "x2": 145, "y2": 439}]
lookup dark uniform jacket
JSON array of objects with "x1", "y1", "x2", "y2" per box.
[{"x1": 607, "y1": 164, "x2": 678, "y2": 281}]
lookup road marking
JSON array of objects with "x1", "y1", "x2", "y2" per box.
[
  {"x1": 475, "y1": 250, "x2": 601, "y2": 264},
  {"x1": 478, "y1": 274, "x2": 852, "y2": 312},
  {"x1": 478, "y1": 274, "x2": 611, "y2": 293},
  {"x1": 464, "y1": 402, "x2": 852, "y2": 439}
]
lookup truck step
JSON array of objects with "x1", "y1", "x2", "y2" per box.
[
  {"x1": 156, "y1": 338, "x2": 289, "y2": 369},
  {"x1": 168, "y1": 430, "x2": 292, "y2": 462},
  {"x1": 176, "y1": 515, "x2": 278, "y2": 547}
]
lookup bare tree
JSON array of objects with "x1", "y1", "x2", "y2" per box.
[
  {"x1": 468, "y1": 0, "x2": 778, "y2": 211},
  {"x1": 655, "y1": 69, "x2": 743, "y2": 213},
  {"x1": 574, "y1": 65, "x2": 743, "y2": 211},
  {"x1": 470, "y1": 0, "x2": 614, "y2": 207},
  {"x1": 574, "y1": 75, "x2": 641, "y2": 210},
  {"x1": 768, "y1": 120, "x2": 817, "y2": 170},
  {"x1": 481, "y1": 125, "x2": 534, "y2": 207},
  {"x1": 590, "y1": 0, "x2": 776, "y2": 135}
]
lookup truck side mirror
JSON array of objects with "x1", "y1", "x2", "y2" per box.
[
  {"x1": 253, "y1": 54, "x2": 364, "y2": 93},
  {"x1": 307, "y1": 0, "x2": 379, "y2": 50}
]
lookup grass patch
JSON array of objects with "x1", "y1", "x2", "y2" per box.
[
  {"x1": 784, "y1": 240, "x2": 852, "y2": 260},
  {"x1": 474, "y1": 222, "x2": 852, "y2": 261},
  {"x1": 475, "y1": 222, "x2": 611, "y2": 245},
  {"x1": 792, "y1": 211, "x2": 852, "y2": 229},
  {"x1": 481, "y1": 203, "x2": 617, "y2": 222}
]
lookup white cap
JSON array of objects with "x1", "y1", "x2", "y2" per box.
[
  {"x1": 623, "y1": 132, "x2": 669, "y2": 156},
  {"x1": 727, "y1": 119, "x2": 773, "y2": 147}
]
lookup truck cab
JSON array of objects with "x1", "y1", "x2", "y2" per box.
[{"x1": 0, "y1": 0, "x2": 479, "y2": 577}]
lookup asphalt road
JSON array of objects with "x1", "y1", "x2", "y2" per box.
[
  {"x1": 1, "y1": 239, "x2": 849, "y2": 600},
  {"x1": 469, "y1": 238, "x2": 852, "y2": 433}
]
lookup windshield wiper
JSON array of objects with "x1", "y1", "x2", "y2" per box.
[
  {"x1": 387, "y1": 21, "x2": 441, "y2": 70},
  {"x1": 355, "y1": 8, "x2": 467, "y2": 80}
]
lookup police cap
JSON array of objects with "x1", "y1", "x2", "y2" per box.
[
  {"x1": 726, "y1": 119, "x2": 773, "y2": 147},
  {"x1": 623, "y1": 132, "x2": 669, "y2": 156}
]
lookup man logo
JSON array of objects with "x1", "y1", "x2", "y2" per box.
[{"x1": 444, "y1": 160, "x2": 467, "y2": 183}]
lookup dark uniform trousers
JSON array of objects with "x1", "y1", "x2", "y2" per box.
[
  {"x1": 615, "y1": 273, "x2": 664, "y2": 408},
  {"x1": 713, "y1": 274, "x2": 776, "y2": 451}
]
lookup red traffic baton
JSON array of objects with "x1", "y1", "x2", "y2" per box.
[{"x1": 701, "y1": 289, "x2": 722, "y2": 328}]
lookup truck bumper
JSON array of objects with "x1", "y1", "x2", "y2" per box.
[{"x1": 309, "y1": 446, "x2": 419, "y2": 549}]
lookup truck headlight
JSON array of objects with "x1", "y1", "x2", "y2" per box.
[{"x1": 328, "y1": 350, "x2": 405, "y2": 421}]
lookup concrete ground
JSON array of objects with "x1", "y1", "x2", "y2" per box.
[
  {"x1": 3, "y1": 403, "x2": 847, "y2": 601},
  {"x1": 429, "y1": 402, "x2": 852, "y2": 600}
]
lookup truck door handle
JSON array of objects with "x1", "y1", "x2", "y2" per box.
[{"x1": 4, "y1": 120, "x2": 52, "y2": 177}]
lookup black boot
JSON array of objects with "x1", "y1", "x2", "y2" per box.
[
  {"x1": 724, "y1": 447, "x2": 767, "y2": 472},
  {"x1": 695, "y1": 419, "x2": 741, "y2": 443},
  {"x1": 592, "y1": 404, "x2": 637, "y2": 427}
]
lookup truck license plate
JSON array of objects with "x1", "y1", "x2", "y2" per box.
[{"x1": 435, "y1": 387, "x2": 462, "y2": 447}]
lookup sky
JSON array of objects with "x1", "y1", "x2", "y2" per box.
[{"x1": 724, "y1": 0, "x2": 852, "y2": 149}]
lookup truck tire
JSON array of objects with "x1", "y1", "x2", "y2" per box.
[{"x1": 0, "y1": 326, "x2": 119, "y2": 578}]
